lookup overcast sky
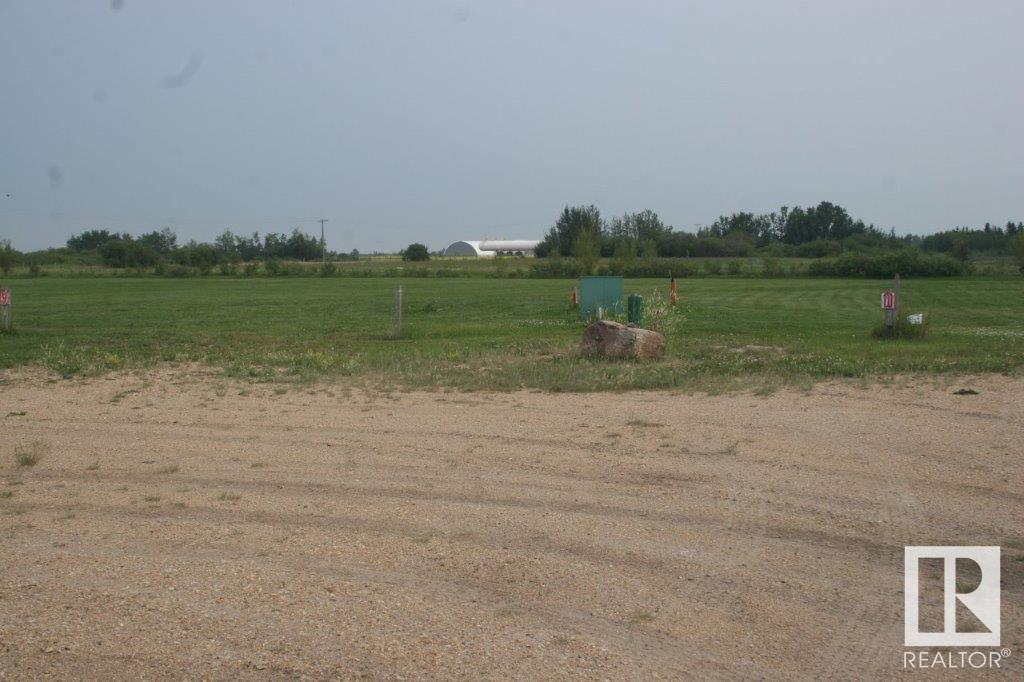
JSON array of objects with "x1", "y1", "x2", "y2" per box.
[{"x1": 1, "y1": 1, "x2": 1021, "y2": 253}]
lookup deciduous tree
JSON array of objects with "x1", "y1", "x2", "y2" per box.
[
  {"x1": 0, "y1": 239, "x2": 20, "y2": 275},
  {"x1": 403, "y1": 243, "x2": 430, "y2": 261}
]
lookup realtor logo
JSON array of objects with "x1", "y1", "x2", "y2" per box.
[{"x1": 904, "y1": 546, "x2": 1000, "y2": 647}]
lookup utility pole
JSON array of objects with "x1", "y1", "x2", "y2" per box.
[{"x1": 318, "y1": 218, "x2": 328, "y2": 263}]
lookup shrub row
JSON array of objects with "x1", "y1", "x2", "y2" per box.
[
  {"x1": 806, "y1": 252, "x2": 967, "y2": 278},
  {"x1": 8, "y1": 252, "x2": 978, "y2": 279}
]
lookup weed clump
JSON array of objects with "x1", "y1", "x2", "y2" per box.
[
  {"x1": 14, "y1": 441, "x2": 45, "y2": 466},
  {"x1": 872, "y1": 316, "x2": 930, "y2": 340},
  {"x1": 629, "y1": 609, "x2": 655, "y2": 623},
  {"x1": 626, "y1": 418, "x2": 664, "y2": 428},
  {"x1": 38, "y1": 342, "x2": 126, "y2": 378}
]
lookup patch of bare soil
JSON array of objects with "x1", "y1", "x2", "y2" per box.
[{"x1": 1, "y1": 370, "x2": 1021, "y2": 678}]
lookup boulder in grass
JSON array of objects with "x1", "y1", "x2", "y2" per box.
[{"x1": 580, "y1": 320, "x2": 665, "y2": 359}]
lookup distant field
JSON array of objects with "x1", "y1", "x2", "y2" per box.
[{"x1": 1, "y1": 277, "x2": 1022, "y2": 390}]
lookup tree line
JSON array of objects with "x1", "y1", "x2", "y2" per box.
[
  {"x1": 1, "y1": 200, "x2": 1022, "y2": 276},
  {"x1": 536, "y1": 202, "x2": 1024, "y2": 264},
  {"x1": 59, "y1": 228, "x2": 358, "y2": 269}
]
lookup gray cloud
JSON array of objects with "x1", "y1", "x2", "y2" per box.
[{"x1": 1, "y1": 1, "x2": 1021, "y2": 252}]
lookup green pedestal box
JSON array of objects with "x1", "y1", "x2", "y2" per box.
[
  {"x1": 579, "y1": 276, "x2": 624, "y2": 319},
  {"x1": 627, "y1": 294, "x2": 644, "y2": 327}
]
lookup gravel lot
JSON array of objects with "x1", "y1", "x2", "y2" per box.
[{"x1": 1, "y1": 370, "x2": 1021, "y2": 678}]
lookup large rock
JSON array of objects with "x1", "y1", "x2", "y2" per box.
[{"x1": 580, "y1": 320, "x2": 665, "y2": 359}]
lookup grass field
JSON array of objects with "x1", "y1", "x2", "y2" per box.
[{"x1": 1, "y1": 277, "x2": 1022, "y2": 390}]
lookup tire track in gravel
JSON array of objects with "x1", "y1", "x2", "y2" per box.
[{"x1": 2, "y1": 371, "x2": 1021, "y2": 678}]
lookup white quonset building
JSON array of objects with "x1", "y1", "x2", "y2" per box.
[{"x1": 442, "y1": 239, "x2": 541, "y2": 257}]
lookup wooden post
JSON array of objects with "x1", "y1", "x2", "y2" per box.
[
  {"x1": 394, "y1": 285, "x2": 403, "y2": 338},
  {"x1": 884, "y1": 273, "x2": 901, "y2": 330},
  {"x1": 894, "y1": 272, "x2": 901, "y2": 324},
  {"x1": 0, "y1": 287, "x2": 9, "y2": 333}
]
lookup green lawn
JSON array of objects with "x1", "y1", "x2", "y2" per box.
[{"x1": 0, "y1": 277, "x2": 1022, "y2": 390}]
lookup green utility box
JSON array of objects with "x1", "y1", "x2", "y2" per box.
[
  {"x1": 627, "y1": 294, "x2": 644, "y2": 327},
  {"x1": 579, "y1": 276, "x2": 624, "y2": 319}
]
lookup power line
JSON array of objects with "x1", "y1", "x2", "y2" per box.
[
  {"x1": 0, "y1": 207, "x2": 331, "y2": 227},
  {"x1": 318, "y1": 218, "x2": 328, "y2": 263},
  {"x1": 0, "y1": 207, "x2": 543, "y2": 235}
]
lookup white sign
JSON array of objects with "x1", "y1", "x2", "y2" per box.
[
  {"x1": 907, "y1": 313, "x2": 923, "y2": 325},
  {"x1": 904, "y1": 546, "x2": 1000, "y2": 647}
]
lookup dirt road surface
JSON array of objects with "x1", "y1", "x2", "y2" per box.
[{"x1": 1, "y1": 370, "x2": 1021, "y2": 679}]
